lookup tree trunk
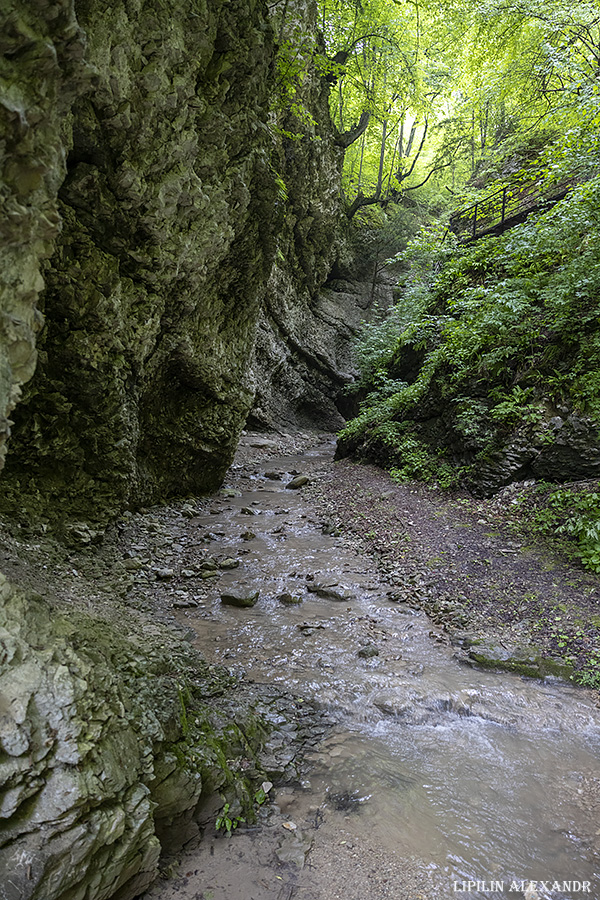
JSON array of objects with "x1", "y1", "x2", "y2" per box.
[
  {"x1": 358, "y1": 131, "x2": 365, "y2": 189},
  {"x1": 405, "y1": 120, "x2": 418, "y2": 158},
  {"x1": 376, "y1": 118, "x2": 388, "y2": 198}
]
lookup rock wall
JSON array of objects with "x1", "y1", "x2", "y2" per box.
[
  {"x1": 0, "y1": 5, "x2": 351, "y2": 899},
  {"x1": 0, "y1": 0, "x2": 87, "y2": 474},
  {"x1": 0, "y1": 0, "x2": 365, "y2": 525},
  {"x1": 248, "y1": 23, "x2": 382, "y2": 432},
  {"x1": 0, "y1": 0, "x2": 280, "y2": 522},
  {"x1": 0, "y1": 580, "x2": 323, "y2": 900}
]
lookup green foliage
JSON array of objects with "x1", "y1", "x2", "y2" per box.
[
  {"x1": 215, "y1": 802, "x2": 246, "y2": 836},
  {"x1": 389, "y1": 435, "x2": 460, "y2": 489},
  {"x1": 318, "y1": 0, "x2": 600, "y2": 214},
  {"x1": 340, "y1": 174, "x2": 600, "y2": 486},
  {"x1": 574, "y1": 650, "x2": 600, "y2": 689},
  {"x1": 544, "y1": 488, "x2": 600, "y2": 573},
  {"x1": 254, "y1": 786, "x2": 268, "y2": 805}
]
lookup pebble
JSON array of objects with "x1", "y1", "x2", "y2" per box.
[
  {"x1": 219, "y1": 558, "x2": 240, "y2": 569},
  {"x1": 286, "y1": 475, "x2": 309, "y2": 489},
  {"x1": 154, "y1": 568, "x2": 174, "y2": 580},
  {"x1": 277, "y1": 592, "x2": 302, "y2": 605},
  {"x1": 357, "y1": 644, "x2": 380, "y2": 659},
  {"x1": 221, "y1": 590, "x2": 260, "y2": 608},
  {"x1": 241, "y1": 531, "x2": 256, "y2": 540},
  {"x1": 240, "y1": 507, "x2": 257, "y2": 516}
]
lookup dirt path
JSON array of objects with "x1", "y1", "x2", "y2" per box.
[{"x1": 305, "y1": 454, "x2": 600, "y2": 685}]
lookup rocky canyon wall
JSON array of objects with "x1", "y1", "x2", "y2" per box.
[
  {"x1": 0, "y1": 3, "x2": 355, "y2": 899},
  {"x1": 0, "y1": 0, "x2": 362, "y2": 526}
]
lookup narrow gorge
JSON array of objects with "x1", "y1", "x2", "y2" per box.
[
  {"x1": 1, "y1": 2, "x2": 600, "y2": 900},
  {"x1": 0, "y1": 1, "x2": 388, "y2": 897}
]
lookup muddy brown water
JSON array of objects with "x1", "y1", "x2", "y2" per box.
[{"x1": 144, "y1": 439, "x2": 600, "y2": 900}]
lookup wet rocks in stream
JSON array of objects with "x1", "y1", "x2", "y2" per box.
[
  {"x1": 220, "y1": 589, "x2": 260, "y2": 608},
  {"x1": 286, "y1": 474, "x2": 309, "y2": 489},
  {"x1": 278, "y1": 591, "x2": 303, "y2": 605},
  {"x1": 307, "y1": 581, "x2": 354, "y2": 602},
  {"x1": 357, "y1": 644, "x2": 379, "y2": 659}
]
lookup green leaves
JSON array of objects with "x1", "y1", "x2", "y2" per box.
[{"x1": 215, "y1": 803, "x2": 246, "y2": 836}]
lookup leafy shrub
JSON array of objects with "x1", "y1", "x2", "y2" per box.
[
  {"x1": 340, "y1": 174, "x2": 600, "y2": 488},
  {"x1": 527, "y1": 485, "x2": 600, "y2": 573}
]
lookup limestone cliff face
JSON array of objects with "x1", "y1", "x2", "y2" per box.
[
  {"x1": 1, "y1": 0, "x2": 280, "y2": 521},
  {"x1": 0, "y1": 579, "x2": 321, "y2": 900},
  {"x1": 0, "y1": 0, "x2": 359, "y2": 524},
  {"x1": 0, "y1": 0, "x2": 86, "y2": 474},
  {"x1": 0, "y1": 6, "x2": 352, "y2": 899},
  {"x1": 249, "y1": 24, "x2": 368, "y2": 432}
]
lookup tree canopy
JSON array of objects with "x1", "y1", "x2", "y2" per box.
[{"x1": 317, "y1": 0, "x2": 600, "y2": 213}]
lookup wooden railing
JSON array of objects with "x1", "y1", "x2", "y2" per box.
[{"x1": 448, "y1": 172, "x2": 587, "y2": 243}]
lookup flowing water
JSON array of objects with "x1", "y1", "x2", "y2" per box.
[{"x1": 146, "y1": 439, "x2": 600, "y2": 900}]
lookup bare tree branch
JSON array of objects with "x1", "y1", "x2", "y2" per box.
[
  {"x1": 346, "y1": 190, "x2": 383, "y2": 219},
  {"x1": 335, "y1": 111, "x2": 371, "y2": 148}
]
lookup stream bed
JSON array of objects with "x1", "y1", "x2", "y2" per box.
[{"x1": 144, "y1": 437, "x2": 600, "y2": 900}]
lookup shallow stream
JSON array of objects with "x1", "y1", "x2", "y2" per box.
[{"x1": 146, "y1": 438, "x2": 600, "y2": 900}]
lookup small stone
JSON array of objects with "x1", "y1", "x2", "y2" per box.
[
  {"x1": 200, "y1": 570, "x2": 219, "y2": 580},
  {"x1": 277, "y1": 592, "x2": 302, "y2": 605},
  {"x1": 240, "y1": 507, "x2": 257, "y2": 515},
  {"x1": 220, "y1": 487, "x2": 241, "y2": 498},
  {"x1": 221, "y1": 590, "x2": 260, "y2": 608},
  {"x1": 286, "y1": 475, "x2": 309, "y2": 489},
  {"x1": 181, "y1": 503, "x2": 197, "y2": 518},
  {"x1": 200, "y1": 559, "x2": 218, "y2": 570},
  {"x1": 307, "y1": 582, "x2": 353, "y2": 602},
  {"x1": 219, "y1": 558, "x2": 240, "y2": 569},
  {"x1": 357, "y1": 644, "x2": 379, "y2": 659},
  {"x1": 181, "y1": 568, "x2": 197, "y2": 578},
  {"x1": 241, "y1": 531, "x2": 256, "y2": 540},
  {"x1": 123, "y1": 557, "x2": 143, "y2": 571},
  {"x1": 209, "y1": 508, "x2": 220, "y2": 515},
  {"x1": 264, "y1": 471, "x2": 282, "y2": 480},
  {"x1": 173, "y1": 599, "x2": 198, "y2": 609},
  {"x1": 155, "y1": 568, "x2": 174, "y2": 580},
  {"x1": 250, "y1": 438, "x2": 278, "y2": 449}
]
